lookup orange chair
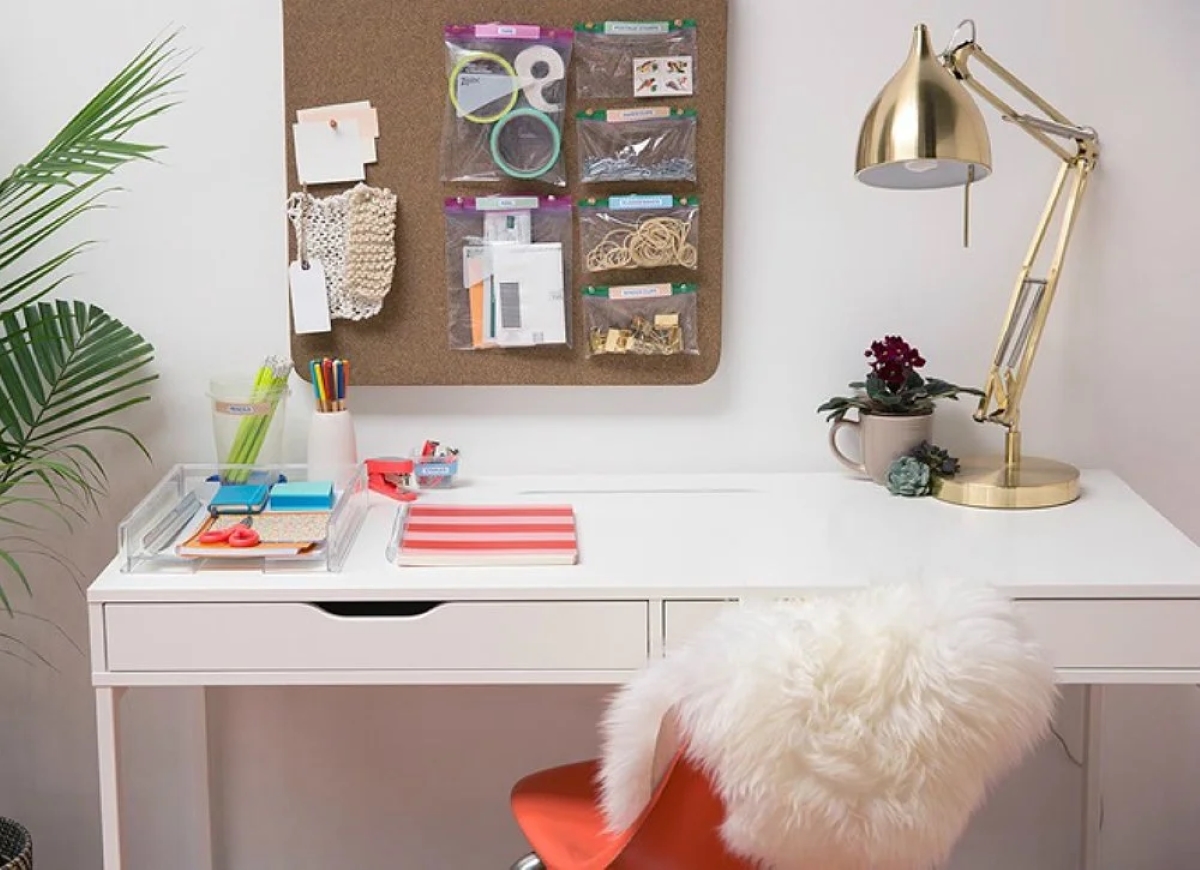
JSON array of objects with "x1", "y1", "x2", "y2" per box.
[{"x1": 509, "y1": 713, "x2": 755, "y2": 870}]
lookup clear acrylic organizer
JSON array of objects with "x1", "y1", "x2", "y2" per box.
[{"x1": 118, "y1": 463, "x2": 369, "y2": 573}]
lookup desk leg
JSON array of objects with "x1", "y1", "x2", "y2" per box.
[
  {"x1": 183, "y1": 687, "x2": 216, "y2": 870},
  {"x1": 96, "y1": 686, "x2": 126, "y2": 870},
  {"x1": 1080, "y1": 685, "x2": 1104, "y2": 870}
]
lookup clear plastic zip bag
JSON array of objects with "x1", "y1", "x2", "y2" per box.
[
  {"x1": 579, "y1": 195, "x2": 699, "y2": 272},
  {"x1": 582, "y1": 283, "x2": 699, "y2": 356},
  {"x1": 575, "y1": 20, "x2": 698, "y2": 99},
  {"x1": 444, "y1": 195, "x2": 574, "y2": 350},
  {"x1": 442, "y1": 23, "x2": 573, "y2": 185},
  {"x1": 575, "y1": 108, "x2": 698, "y2": 184}
]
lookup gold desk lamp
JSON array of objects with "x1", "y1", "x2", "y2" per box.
[{"x1": 856, "y1": 20, "x2": 1099, "y2": 509}]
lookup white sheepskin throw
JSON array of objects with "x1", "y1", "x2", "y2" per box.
[{"x1": 598, "y1": 581, "x2": 1057, "y2": 870}]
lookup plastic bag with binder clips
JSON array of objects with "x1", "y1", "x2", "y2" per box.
[
  {"x1": 582, "y1": 283, "x2": 699, "y2": 357},
  {"x1": 443, "y1": 195, "x2": 574, "y2": 350}
]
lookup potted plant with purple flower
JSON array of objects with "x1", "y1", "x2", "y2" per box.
[{"x1": 818, "y1": 336, "x2": 982, "y2": 485}]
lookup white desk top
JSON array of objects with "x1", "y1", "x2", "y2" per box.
[{"x1": 87, "y1": 471, "x2": 1200, "y2": 604}]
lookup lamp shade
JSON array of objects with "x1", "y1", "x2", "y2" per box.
[{"x1": 856, "y1": 24, "x2": 992, "y2": 189}]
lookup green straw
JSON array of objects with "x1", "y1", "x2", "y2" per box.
[{"x1": 223, "y1": 356, "x2": 289, "y2": 483}]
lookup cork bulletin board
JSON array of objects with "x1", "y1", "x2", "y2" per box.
[{"x1": 283, "y1": 0, "x2": 728, "y2": 385}]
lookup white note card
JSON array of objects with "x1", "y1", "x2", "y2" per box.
[
  {"x1": 489, "y1": 243, "x2": 566, "y2": 347},
  {"x1": 296, "y1": 102, "x2": 379, "y2": 163},
  {"x1": 289, "y1": 259, "x2": 332, "y2": 334},
  {"x1": 293, "y1": 119, "x2": 365, "y2": 185}
]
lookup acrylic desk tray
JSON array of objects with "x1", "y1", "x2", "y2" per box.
[{"x1": 118, "y1": 463, "x2": 369, "y2": 573}]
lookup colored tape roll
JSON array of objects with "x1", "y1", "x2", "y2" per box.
[
  {"x1": 448, "y1": 51, "x2": 519, "y2": 124},
  {"x1": 489, "y1": 107, "x2": 562, "y2": 180}
]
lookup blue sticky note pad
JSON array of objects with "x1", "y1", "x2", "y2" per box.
[
  {"x1": 208, "y1": 484, "x2": 271, "y2": 514},
  {"x1": 269, "y1": 481, "x2": 335, "y2": 511}
]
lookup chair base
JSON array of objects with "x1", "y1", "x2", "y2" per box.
[{"x1": 510, "y1": 853, "x2": 545, "y2": 870}]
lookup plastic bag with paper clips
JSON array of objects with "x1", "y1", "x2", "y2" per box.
[
  {"x1": 442, "y1": 23, "x2": 573, "y2": 186},
  {"x1": 575, "y1": 107, "x2": 698, "y2": 184}
]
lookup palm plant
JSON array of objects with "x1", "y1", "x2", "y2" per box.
[{"x1": 0, "y1": 34, "x2": 184, "y2": 636}]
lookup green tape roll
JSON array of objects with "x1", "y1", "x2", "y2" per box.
[{"x1": 489, "y1": 107, "x2": 561, "y2": 180}]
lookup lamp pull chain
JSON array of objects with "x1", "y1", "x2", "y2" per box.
[{"x1": 963, "y1": 165, "x2": 975, "y2": 248}]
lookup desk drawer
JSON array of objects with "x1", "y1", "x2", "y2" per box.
[
  {"x1": 663, "y1": 599, "x2": 1200, "y2": 670},
  {"x1": 105, "y1": 601, "x2": 649, "y2": 672}
]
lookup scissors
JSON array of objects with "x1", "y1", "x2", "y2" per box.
[{"x1": 199, "y1": 517, "x2": 261, "y2": 548}]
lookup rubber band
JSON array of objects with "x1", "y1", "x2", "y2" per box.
[
  {"x1": 448, "y1": 51, "x2": 519, "y2": 124},
  {"x1": 585, "y1": 216, "x2": 697, "y2": 271},
  {"x1": 489, "y1": 107, "x2": 562, "y2": 179}
]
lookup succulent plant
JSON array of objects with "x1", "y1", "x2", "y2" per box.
[
  {"x1": 886, "y1": 456, "x2": 933, "y2": 497},
  {"x1": 908, "y1": 441, "x2": 961, "y2": 478}
]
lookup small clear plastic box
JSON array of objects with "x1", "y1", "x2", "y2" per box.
[
  {"x1": 412, "y1": 454, "x2": 459, "y2": 489},
  {"x1": 118, "y1": 463, "x2": 369, "y2": 573}
]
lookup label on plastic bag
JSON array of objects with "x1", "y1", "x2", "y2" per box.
[
  {"x1": 476, "y1": 196, "x2": 540, "y2": 211},
  {"x1": 608, "y1": 283, "x2": 673, "y2": 300},
  {"x1": 604, "y1": 21, "x2": 670, "y2": 34},
  {"x1": 609, "y1": 195, "x2": 675, "y2": 210},
  {"x1": 476, "y1": 23, "x2": 541, "y2": 39},
  {"x1": 605, "y1": 106, "x2": 672, "y2": 123}
]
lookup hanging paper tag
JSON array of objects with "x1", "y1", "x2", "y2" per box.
[{"x1": 289, "y1": 259, "x2": 332, "y2": 334}]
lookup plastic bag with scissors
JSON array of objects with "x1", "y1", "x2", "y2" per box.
[{"x1": 441, "y1": 23, "x2": 573, "y2": 186}]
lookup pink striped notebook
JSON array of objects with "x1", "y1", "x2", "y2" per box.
[{"x1": 394, "y1": 504, "x2": 579, "y2": 566}]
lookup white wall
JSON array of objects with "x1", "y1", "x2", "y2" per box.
[{"x1": 1, "y1": 1, "x2": 1198, "y2": 868}]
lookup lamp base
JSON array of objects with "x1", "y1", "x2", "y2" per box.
[{"x1": 932, "y1": 454, "x2": 1080, "y2": 509}]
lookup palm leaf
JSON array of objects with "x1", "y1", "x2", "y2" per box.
[
  {"x1": 0, "y1": 32, "x2": 184, "y2": 311},
  {"x1": 0, "y1": 302, "x2": 155, "y2": 611},
  {"x1": 0, "y1": 31, "x2": 182, "y2": 626}
]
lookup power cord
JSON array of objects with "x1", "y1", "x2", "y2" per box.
[{"x1": 1049, "y1": 721, "x2": 1083, "y2": 768}]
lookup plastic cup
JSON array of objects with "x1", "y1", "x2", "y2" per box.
[{"x1": 208, "y1": 376, "x2": 290, "y2": 477}]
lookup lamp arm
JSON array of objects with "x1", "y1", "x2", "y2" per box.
[
  {"x1": 941, "y1": 33, "x2": 1100, "y2": 453},
  {"x1": 944, "y1": 41, "x2": 1098, "y2": 164}
]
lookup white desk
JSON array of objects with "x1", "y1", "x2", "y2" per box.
[{"x1": 88, "y1": 472, "x2": 1200, "y2": 870}]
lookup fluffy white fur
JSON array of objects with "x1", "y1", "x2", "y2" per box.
[{"x1": 598, "y1": 581, "x2": 1057, "y2": 870}]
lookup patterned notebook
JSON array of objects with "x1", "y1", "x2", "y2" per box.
[{"x1": 393, "y1": 504, "x2": 578, "y2": 567}]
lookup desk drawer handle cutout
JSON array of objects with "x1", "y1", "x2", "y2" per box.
[{"x1": 309, "y1": 602, "x2": 447, "y2": 618}]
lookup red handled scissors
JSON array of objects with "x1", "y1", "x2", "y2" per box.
[{"x1": 199, "y1": 517, "x2": 261, "y2": 548}]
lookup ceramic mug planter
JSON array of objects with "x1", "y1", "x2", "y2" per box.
[{"x1": 829, "y1": 410, "x2": 933, "y2": 485}]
